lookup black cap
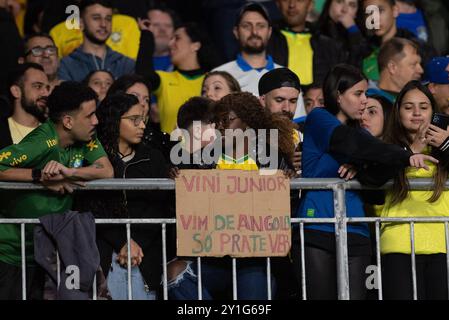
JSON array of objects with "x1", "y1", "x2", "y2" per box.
[
  {"x1": 235, "y1": 2, "x2": 271, "y2": 27},
  {"x1": 258, "y1": 68, "x2": 301, "y2": 96}
]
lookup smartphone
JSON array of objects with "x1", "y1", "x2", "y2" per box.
[{"x1": 431, "y1": 113, "x2": 449, "y2": 129}]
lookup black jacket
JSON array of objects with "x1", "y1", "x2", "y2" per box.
[
  {"x1": 0, "y1": 115, "x2": 13, "y2": 150},
  {"x1": 74, "y1": 143, "x2": 174, "y2": 291},
  {"x1": 0, "y1": 8, "x2": 23, "y2": 96},
  {"x1": 267, "y1": 21, "x2": 345, "y2": 85},
  {"x1": 318, "y1": 21, "x2": 371, "y2": 69},
  {"x1": 34, "y1": 211, "x2": 99, "y2": 300}
]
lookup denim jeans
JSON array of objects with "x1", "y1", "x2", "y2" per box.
[
  {"x1": 107, "y1": 253, "x2": 156, "y2": 300},
  {"x1": 168, "y1": 260, "x2": 275, "y2": 300}
]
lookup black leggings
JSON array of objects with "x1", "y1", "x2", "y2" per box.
[
  {"x1": 292, "y1": 243, "x2": 371, "y2": 300},
  {"x1": 303, "y1": 246, "x2": 371, "y2": 300},
  {"x1": 382, "y1": 253, "x2": 448, "y2": 300}
]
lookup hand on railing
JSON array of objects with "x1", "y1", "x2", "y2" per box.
[
  {"x1": 409, "y1": 153, "x2": 439, "y2": 171},
  {"x1": 338, "y1": 164, "x2": 357, "y2": 181},
  {"x1": 41, "y1": 180, "x2": 85, "y2": 194},
  {"x1": 41, "y1": 160, "x2": 76, "y2": 181},
  {"x1": 117, "y1": 239, "x2": 144, "y2": 267}
]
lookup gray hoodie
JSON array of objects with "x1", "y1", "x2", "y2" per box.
[{"x1": 58, "y1": 46, "x2": 135, "y2": 82}]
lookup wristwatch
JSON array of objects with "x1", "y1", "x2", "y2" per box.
[{"x1": 32, "y1": 168, "x2": 42, "y2": 183}]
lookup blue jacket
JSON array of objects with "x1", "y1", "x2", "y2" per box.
[{"x1": 58, "y1": 46, "x2": 135, "y2": 82}]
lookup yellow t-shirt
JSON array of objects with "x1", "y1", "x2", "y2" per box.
[
  {"x1": 216, "y1": 154, "x2": 258, "y2": 171},
  {"x1": 155, "y1": 70, "x2": 205, "y2": 134},
  {"x1": 281, "y1": 30, "x2": 314, "y2": 85},
  {"x1": 50, "y1": 14, "x2": 140, "y2": 59},
  {"x1": 8, "y1": 117, "x2": 38, "y2": 144},
  {"x1": 379, "y1": 160, "x2": 449, "y2": 255}
]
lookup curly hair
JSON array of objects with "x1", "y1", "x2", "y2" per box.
[
  {"x1": 96, "y1": 93, "x2": 140, "y2": 160},
  {"x1": 215, "y1": 92, "x2": 295, "y2": 162}
]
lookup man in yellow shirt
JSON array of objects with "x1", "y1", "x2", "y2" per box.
[{"x1": 267, "y1": 0, "x2": 343, "y2": 86}]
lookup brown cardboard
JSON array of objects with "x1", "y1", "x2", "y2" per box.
[{"x1": 175, "y1": 169, "x2": 291, "y2": 257}]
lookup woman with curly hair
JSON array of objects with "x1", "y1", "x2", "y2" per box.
[
  {"x1": 77, "y1": 93, "x2": 172, "y2": 300},
  {"x1": 214, "y1": 92, "x2": 295, "y2": 172},
  {"x1": 168, "y1": 92, "x2": 295, "y2": 301}
]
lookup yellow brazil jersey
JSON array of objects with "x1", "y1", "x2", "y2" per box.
[
  {"x1": 50, "y1": 14, "x2": 140, "y2": 59},
  {"x1": 281, "y1": 30, "x2": 314, "y2": 85},
  {"x1": 14, "y1": 0, "x2": 27, "y2": 37},
  {"x1": 155, "y1": 70, "x2": 205, "y2": 134},
  {"x1": 216, "y1": 154, "x2": 259, "y2": 171},
  {"x1": 379, "y1": 155, "x2": 449, "y2": 255},
  {"x1": 292, "y1": 128, "x2": 301, "y2": 147}
]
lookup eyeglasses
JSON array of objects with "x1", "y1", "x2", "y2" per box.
[
  {"x1": 25, "y1": 46, "x2": 58, "y2": 57},
  {"x1": 121, "y1": 115, "x2": 146, "y2": 126}
]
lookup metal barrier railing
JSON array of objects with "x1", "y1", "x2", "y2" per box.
[{"x1": 0, "y1": 178, "x2": 447, "y2": 301}]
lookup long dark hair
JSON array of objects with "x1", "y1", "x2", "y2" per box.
[
  {"x1": 383, "y1": 80, "x2": 446, "y2": 205},
  {"x1": 96, "y1": 93, "x2": 140, "y2": 160},
  {"x1": 317, "y1": 0, "x2": 360, "y2": 42},
  {"x1": 322, "y1": 63, "x2": 367, "y2": 117},
  {"x1": 180, "y1": 22, "x2": 221, "y2": 72},
  {"x1": 106, "y1": 74, "x2": 150, "y2": 96}
]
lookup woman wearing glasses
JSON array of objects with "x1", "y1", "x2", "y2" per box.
[
  {"x1": 106, "y1": 74, "x2": 173, "y2": 161},
  {"x1": 77, "y1": 93, "x2": 172, "y2": 300}
]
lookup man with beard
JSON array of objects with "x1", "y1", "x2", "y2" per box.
[
  {"x1": 19, "y1": 33, "x2": 61, "y2": 92},
  {"x1": 268, "y1": 0, "x2": 346, "y2": 89},
  {"x1": 258, "y1": 66, "x2": 302, "y2": 300},
  {"x1": 58, "y1": 0, "x2": 135, "y2": 82},
  {"x1": 0, "y1": 81, "x2": 113, "y2": 300},
  {"x1": 0, "y1": 63, "x2": 49, "y2": 150},
  {"x1": 259, "y1": 67, "x2": 302, "y2": 170},
  {"x1": 213, "y1": 2, "x2": 282, "y2": 96}
]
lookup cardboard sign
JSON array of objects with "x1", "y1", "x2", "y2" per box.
[{"x1": 176, "y1": 170, "x2": 291, "y2": 257}]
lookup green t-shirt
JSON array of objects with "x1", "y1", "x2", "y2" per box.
[
  {"x1": 363, "y1": 47, "x2": 380, "y2": 82},
  {"x1": 0, "y1": 120, "x2": 107, "y2": 266}
]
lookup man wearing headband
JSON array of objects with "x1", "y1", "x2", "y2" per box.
[{"x1": 425, "y1": 57, "x2": 449, "y2": 114}]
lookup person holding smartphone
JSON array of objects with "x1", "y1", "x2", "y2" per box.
[{"x1": 380, "y1": 80, "x2": 449, "y2": 299}]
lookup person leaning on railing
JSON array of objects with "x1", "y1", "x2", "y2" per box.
[
  {"x1": 74, "y1": 93, "x2": 173, "y2": 300},
  {"x1": 380, "y1": 80, "x2": 449, "y2": 300},
  {"x1": 293, "y1": 64, "x2": 438, "y2": 300},
  {"x1": 0, "y1": 81, "x2": 114, "y2": 300}
]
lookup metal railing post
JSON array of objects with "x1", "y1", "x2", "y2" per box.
[
  {"x1": 21, "y1": 224, "x2": 26, "y2": 300},
  {"x1": 333, "y1": 183, "x2": 350, "y2": 300}
]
